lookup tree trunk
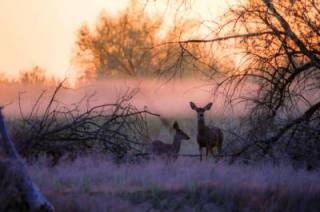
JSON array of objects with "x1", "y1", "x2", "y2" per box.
[{"x1": 0, "y1": 108, "x2": 54, "y2": 212}]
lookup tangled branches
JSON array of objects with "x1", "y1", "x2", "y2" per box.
[
  {"x1": 163, "y1": 0, "x2": 320, "y2": 167},
  {"x1": 218, "y1": 0, "x2": 320, "y2": 167},
  {"x1": 13, "y1": 82, "x2": 158, "y2": 164}
]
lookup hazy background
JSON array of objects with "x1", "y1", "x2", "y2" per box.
[
  {"x1": 0, "y1": 78, "x2": 243, "y2": 118},
  {"x1": 0, "y1": 0, "x2": 229, "y2": 80}
]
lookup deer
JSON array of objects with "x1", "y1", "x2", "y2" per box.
[
  {"x1": 151, "y1": 121, "x2": 190, "y2": 159},
  {"x1": 190, "y1": 102, "x2": 223, "y2": 161}
]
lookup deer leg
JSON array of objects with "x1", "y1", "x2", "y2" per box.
[
  {"x1": 199, "y1": 147, "x2": 203, "y2": 161},
  {"x1": 217, "y1": 144, "x2": 222, "y2": 160},
  {"x1": 210, "y1": 148, "x2": 220, "y2": 162},
  {"x1": 209, "y1": 148, "x2": 215, "y2": 159},
  {"x1": 206, "y1": 147, "x2": 209, "y2": 160}
]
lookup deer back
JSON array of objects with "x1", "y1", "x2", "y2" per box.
[{"x1": 151, "y1": 140, "x2": 173, "y2": 155}]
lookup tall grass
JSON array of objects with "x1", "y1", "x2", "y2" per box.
[{"x1": 29, "y1": 157, "x2": 320, "y2": 211}]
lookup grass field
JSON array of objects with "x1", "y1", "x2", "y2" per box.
[
  {"x1": 22, "y1": 113, "x2": 319, "y2": 211},
  {"x1": 29, "y1": 157, "x2": 320, "y2": 212}
]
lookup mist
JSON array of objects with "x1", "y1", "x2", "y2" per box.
[{"x1": 0, "y1": 78, "x2": 248, "y2": 118}]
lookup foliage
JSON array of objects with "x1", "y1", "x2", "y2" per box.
[
  {"x1": 17, "y1": 65, "x2": 59, "y2": 86},
  {"x1": 0, "y1": 66, "x2": 59, "y2": 87},
  {"x1": 19, "y1": 66, "x2": 46, "y2": 84},
  {"x1": 74, "y1": 0, "x2": 206, "y2": 79},
  {"x1": 0, "y1": 73, "x2": 11, "y2": 85}
]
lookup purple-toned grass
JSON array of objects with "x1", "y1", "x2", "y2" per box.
[{"x1": 28, "y1": 157, "x2": 320, "y2": 211}]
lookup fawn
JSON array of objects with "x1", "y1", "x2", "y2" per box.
[
  {"x1": 151, "y1": 121, "x2": 190, "y2": 159},
  {"x1": 190, "y1": 102, "x2": 223, "y2": 161}
]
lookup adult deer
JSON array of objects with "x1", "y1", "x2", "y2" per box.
[
  {"x1": 152, "y1": 121, "x2": 190, "y2": 159},
  {"x1": 190, "y1": 102, "x2": 223, "y2": 161}
]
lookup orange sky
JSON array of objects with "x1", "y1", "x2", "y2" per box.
[{"x1": 0, "y1": 0, "x2": 230, "y2": 80}]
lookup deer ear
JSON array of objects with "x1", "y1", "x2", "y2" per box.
[
  {"x1": 204, "y1": 102, "x2": 213, "y2": 110},
  {"x1": 173, "y1": 121, "x2": 179, "y2": 129},
  {"x1": 190, "y1": 102, "x2": 197, "y2": 110}
]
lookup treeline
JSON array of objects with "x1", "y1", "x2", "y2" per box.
[{"x1": 0, "y1": 66, "x2": 59, "y2": 86}]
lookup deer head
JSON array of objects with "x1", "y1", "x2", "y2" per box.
[
  {"x1": 173, "y1": 121, "x2": 190, "y2": 141},
  {"x1": 151, "y1": 121, "x2": 190, "y2": 158},
  {"x1": 189, "y1": 102, "x2": 212, "y2": 122}
]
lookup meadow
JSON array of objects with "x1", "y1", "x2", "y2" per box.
[
  {"x1": 1, "y1": 79, "x2": 319, "y2": 211},
  {"x1": 29, "y1": 157, "x2": 320, "y2": 211}
]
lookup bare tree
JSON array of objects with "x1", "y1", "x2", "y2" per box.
[{"x1": 162, "y1": 0, "x2": 320, "y2": 167}]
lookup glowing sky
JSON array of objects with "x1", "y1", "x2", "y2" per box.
[{"x1": 0, "y1": 0, "x2": 229, "y2": 79}]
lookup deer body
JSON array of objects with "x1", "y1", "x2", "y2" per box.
[
  {"x1": 190, "y1": 102, "x2": 223, "y2": 161},
  {"x1": 151, "y1": 121, "x2": 190, "y2": 159}
]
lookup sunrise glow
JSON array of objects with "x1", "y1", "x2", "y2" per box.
[{"x1": 0, "y1": 0, "x2": 229, "y2": 80}]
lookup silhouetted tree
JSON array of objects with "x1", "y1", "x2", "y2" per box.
[
  {"x1": 74, "y1": 0, "x2": 209, "y2": 79},
  {"x1": 74, "y1": 1, "x2": 164, "y2": 79},
  {"x1": 19, "y1": 66, "x2": 46, "y2": 84},
  {"x1": 165, "y1": 0, "x2": 320, "y2": 167},
  {"x1": 19, "y1": 66, "x2": 58, "y2": 86},
  {"x1": 0, "y1": 73, "x2": 10, "y2": 85}
]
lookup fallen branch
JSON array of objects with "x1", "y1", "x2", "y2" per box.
[{"x1": 15, "y1": 84, "x2": 159, "y2": 164}]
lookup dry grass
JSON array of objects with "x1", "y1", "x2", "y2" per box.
[{"x1": 28, "y1": 157, "x2": 320, "y2": 212}]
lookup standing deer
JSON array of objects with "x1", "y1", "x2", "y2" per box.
[
  {"x1": 190, "y1": 102, "x2": 223, "y2": 161},
  {"x1": 152, "y1": 121, "x2": 190, "y2": 159}
]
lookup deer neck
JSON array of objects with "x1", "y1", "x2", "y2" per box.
[
  {"x1": 172, "y1": 134, "x2": 182, "y2": 153},
  {"x1": 197, "y1": 117, "x2": 206, "y2": 133}
]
